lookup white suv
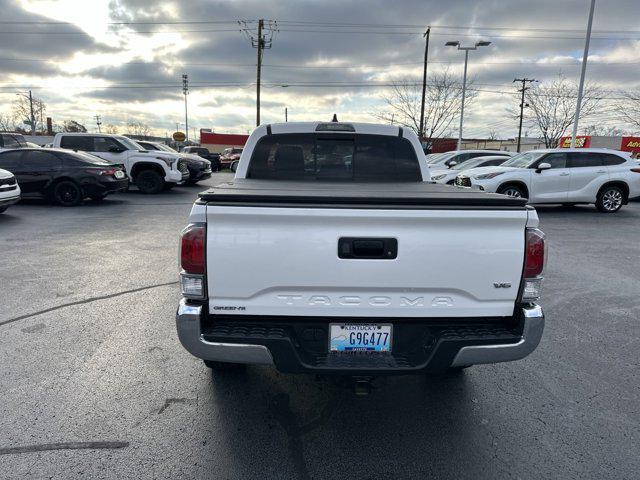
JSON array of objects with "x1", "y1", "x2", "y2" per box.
[
  {"x1": 455, "y1": 148, "x2": 640, "y2": 213},
  {"x1": 52, "y1": 133, "x2": 189, "y2": 194}
]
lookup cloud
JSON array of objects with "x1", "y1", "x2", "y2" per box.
[{"x1": 1, "y1": 0, "x2": 639, "y2": 136}]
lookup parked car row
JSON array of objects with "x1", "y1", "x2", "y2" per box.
[
  {"x1": 453, "y1": 148, "x2": 640, "y2": 213},
  {"x1": 0, "y1": 133, "x2": 225, "y2": 213}
]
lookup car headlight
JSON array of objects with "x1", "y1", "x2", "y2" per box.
[
  {"x1": 431, "y1": 174, "x2": 447, "y2": 180},
  {"x1": 475, "y1": 172, "x2": 505, "y2": 180}
]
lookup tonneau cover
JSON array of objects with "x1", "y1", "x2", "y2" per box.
[{"x1": 198, "y1": 179, "x2": 528, "y2": 208}]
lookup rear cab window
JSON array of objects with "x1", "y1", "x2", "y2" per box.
[{"x1": 247, "y1": 133, "x2": 421, "y2": 182}]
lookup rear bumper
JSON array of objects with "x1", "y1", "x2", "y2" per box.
[
  {"x1": 82, "y1": 178, "x2": 129, "y2": 196},
  {"x1": 176, "y1": 300, "x2": 544, "y2": 374}
]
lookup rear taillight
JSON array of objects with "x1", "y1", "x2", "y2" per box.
[
  {"x1": 519, "y1": 228, "x2": 546, "y2": 303},
  {"x1": 180, "y1": 223, "x2": 206, "y2": 299}
]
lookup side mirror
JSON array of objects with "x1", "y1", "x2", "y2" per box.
[
  {"x1": 448, "y1": 161, "x2": 458, "y2": 168},
  {"x1": 536, "y1": 162, "x2": 551, "y2": 172},
  {"x1": 108, "y1": 146, "x2": 124, "y2": 153}
]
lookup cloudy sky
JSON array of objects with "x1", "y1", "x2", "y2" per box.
[{"x1": 1, "y1": 0, "x2": 639, "y2": 139}]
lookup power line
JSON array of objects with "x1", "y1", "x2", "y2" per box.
[{"x1": 1, "y1": 18, "x2": 639, "y2": 35}]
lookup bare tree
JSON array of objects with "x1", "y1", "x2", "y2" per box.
[
  {"x1": 104, "y1": 123, "x2": 119, "y2": 134},
  {"x1": 614, "y1": 90, "x2": 640, "y2": 132},
  {"x1": 62, "y1": 120, "x2": 87, "y2": 133},
  {"x1": 0, "y1": 113, "x2": 14, "y2": 131},
  {"x1": 12, "y1": 94, "x2": 46, "y2": 133},
  {"x1": 583, "y1": 124, "x2": 628, "y2": 137},
  {"x1": 126, "y1": 121, "x2": 150, "y2": 138},
  {"x1": 525, "y1": 74, "x2": 602, "y2": 148},
  {"x1": 374, "y1": 69, "x2": 477, "y2": 139}
]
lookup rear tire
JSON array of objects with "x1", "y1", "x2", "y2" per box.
[
  {"x1": 203, "y1": 360, "x2": 246, "y2": 372},
  {"x1": 53, "y1": 180, "x2": 83, "y2": 206},
  {"x1": 230, "y1": 161, "x2": 239, "y2": 173},
  {"x1": 596, "y1": 185, "x2": 624, "y2": 213},
  {"x1": 497, "y1": 184, "x2": 525, "y2": 198},
  {"x1": 135, "y1": 170, "x2": 164, "y2": 194}
]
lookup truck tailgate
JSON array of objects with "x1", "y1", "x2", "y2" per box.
[{"x1": 206, "y1": 203, "x2": 528, "y2": 318}]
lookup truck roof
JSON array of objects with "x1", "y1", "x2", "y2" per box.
[
  {"x1": 198, "y1": 179, "x2": 529, "y2": 209},
  {"x1": 266, "y1": 122, "x2": 406, "y2": 136}
]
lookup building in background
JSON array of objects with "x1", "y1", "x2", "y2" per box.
[{"x1": 200, "y1": 130, "x2": 249, "y2": 153}]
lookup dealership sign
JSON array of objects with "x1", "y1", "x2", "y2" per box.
[
  {"x1": 620, "y1": 137, "x2": 640, "y2": 153},
  {"x1": 559, "y1": 136, "x2": 591, "y2": 148}
]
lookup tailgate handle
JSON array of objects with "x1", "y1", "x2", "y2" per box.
[{"x1": 338, "y1": 238, "x2": 397, "y2": 259}]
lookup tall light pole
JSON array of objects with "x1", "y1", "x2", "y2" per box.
[
  {"x1": 571, "y1": 0, "x2": 596, "y2": 148},
  {"x1": 182, "y1": 74, "x2": 189, "y2": 142},
  {"x1": 418, "y1": 26, "x2": 431, "y2": 139},
  {"x1": 446, "y1": 40, "x2": 491, "y2": 150}
]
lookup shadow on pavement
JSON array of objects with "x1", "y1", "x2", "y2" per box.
[{"x1": 203, "y1": 368, "x2": 483, "y2": 479}]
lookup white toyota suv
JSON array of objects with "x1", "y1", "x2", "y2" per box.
[
  {"x1": 52, "y1": 133, "x2": 189, "y2": 194},
  {"x1": 455, "y1": 148, "x2": 640, "y2": 213}
]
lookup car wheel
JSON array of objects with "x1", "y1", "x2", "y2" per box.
[
  {"x1": 135, "y1": 170, "x2": 164, "y2": 194},
  {"x1": 498, "y1": 185, "x2": 525, "y2": 198},
  {"x1": 596, "y1": 186, "x2": 624, "y2": 213},
  {"x1": 53, "y1": 180, "x2": 83, "y2": 206},
  {"x1": 203, "y1": 360, "x2": 246, "y2": 372},
  {"x1": 230, "y1": 161, "x2": 239, "y2": 173}
]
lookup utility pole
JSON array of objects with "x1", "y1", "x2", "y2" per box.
[
  {"x1": 94, "y1": 114, "x2": 102, "y2": 133},
  {"x1": 182, "y1": 73, "x2": 189, "y2": 142},
  {"x1": 256, "y1": 19, "x2": 263, "y2": 127},
  {"x1": 241, "y1": 19, "x2": 277, "y2": 127},
  {"x1": 285, "y1": 107, "x2": 288, "y2": 122},
  {"x1": 513, "y1": 78, "x2": 537, "y2": 152},
  {"x1": 571, "y1": 0, "x2": 596, "y2": 148},
  {"x1": 418, "y1": 26, "x2": 430, "y2": 140}
]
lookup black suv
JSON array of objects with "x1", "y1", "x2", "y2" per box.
[{"x1": 0, "y1": 148, "x2": 128, "y2": 206}]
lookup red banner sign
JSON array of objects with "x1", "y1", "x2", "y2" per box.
[
  {"x1": 558, "y1": 136, "x2": 591, "y2": 148},
  {"x1": 620, "y1": 137, "x2": 640, "y2": 153}
]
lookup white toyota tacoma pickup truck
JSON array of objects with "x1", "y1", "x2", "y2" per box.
[{"x1": 177, "y1": 122, "x2": 546, "y2": 376}]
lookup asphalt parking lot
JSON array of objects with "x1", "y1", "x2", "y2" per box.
[{"x1": 1, "y1": 172, "x2": 639, "y2": 479}]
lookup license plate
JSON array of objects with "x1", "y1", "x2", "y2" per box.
[
  {"x1": 114, "y1": 170, "x2": 125, "y2": 179},
  {"x1": 329, "y1": 324, "x2": 392, "y2": 353}
]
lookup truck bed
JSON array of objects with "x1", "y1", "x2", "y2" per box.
[{"x1": 198, "y1": 179, "x2": 529, "y2": 209}]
